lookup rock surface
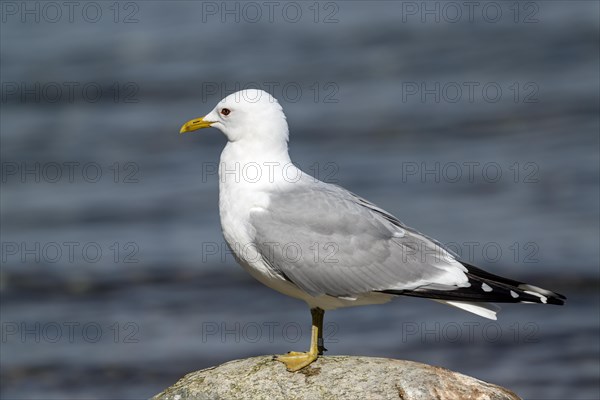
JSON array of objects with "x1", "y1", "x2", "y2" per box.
[{"x1": 151, "y1": 356, "x2": 521, "y2": 400}]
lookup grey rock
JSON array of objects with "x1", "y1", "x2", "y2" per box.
[{"x1": 151, "y1": 356, "x2": 521, "y2": 400}]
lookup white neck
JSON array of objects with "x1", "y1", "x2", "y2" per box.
[{"x1": 219, "y1": 139, "x2": 296, "y2": 190}]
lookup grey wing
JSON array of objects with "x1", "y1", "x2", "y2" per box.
[{"x1": 249, "y1": 180, "x2": 469, "y2": 298}]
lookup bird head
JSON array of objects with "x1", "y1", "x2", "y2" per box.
[{"x1": 180, "y1": 89, "x2": 289, "y2": 147}]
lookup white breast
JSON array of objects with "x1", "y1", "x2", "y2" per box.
[{"x1": 218, "y1": 142, "x2": 288, "y2": 280}]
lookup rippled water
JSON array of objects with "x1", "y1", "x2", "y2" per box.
[{"x1": 1, "y1": 2, "x2": 599, "y2": 399}]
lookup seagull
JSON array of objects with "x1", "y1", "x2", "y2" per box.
[{"x1": 179, "y1": 89, "x2": 566, "y2": 372}]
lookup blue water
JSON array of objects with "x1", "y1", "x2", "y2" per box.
[{"x1": 1, "y1": 1, "x2": 599, "y2": 399}]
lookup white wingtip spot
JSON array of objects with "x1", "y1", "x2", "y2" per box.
[
  {"x1": 481, "y1": 283, "x2": 493, "y2": 292},
  {"x1": 510, "y1": 290, "x2": 519, "y2": 298},
  {"x1": 524, "y1": 290, "x2": 547, "y2": 304},
  {"x1": 518, "y1": 284, "x2": 555, "y2": 297}
]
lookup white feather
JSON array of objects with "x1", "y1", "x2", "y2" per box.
[{"x1": 434, "y1": 300, "x2": 499, "y2": 320}]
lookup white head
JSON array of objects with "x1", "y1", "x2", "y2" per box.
[{"x1": 180, "y1": 89, "x2": 289, "y2": 149}]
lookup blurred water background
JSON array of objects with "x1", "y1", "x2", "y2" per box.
[{"x1": 1, "y1": 1, "x2": 599, "y2": 399}]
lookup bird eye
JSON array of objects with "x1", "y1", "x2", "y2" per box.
[{"x1": 221, "y1": 108, "x2": 231, "y2": 116}]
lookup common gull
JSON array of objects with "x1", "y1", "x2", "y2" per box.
[{"x1": 180, "y1": 89, "x2": 565, "y2": 371}]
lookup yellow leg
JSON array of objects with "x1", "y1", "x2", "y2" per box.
[{"x1": 274, "y1": 308, "x2": 324, "y2": 372}]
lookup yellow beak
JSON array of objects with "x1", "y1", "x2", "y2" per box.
[{"x1": 179, "y1": 117, "x2": 215, "y2": 134}]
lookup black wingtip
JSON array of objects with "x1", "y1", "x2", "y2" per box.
[
  {"x1": 545, "y1": 296, "x2": 566, "y2": 306},
  {"x1": 379, "y1": 263, "x2": 567, "y2": 306}
]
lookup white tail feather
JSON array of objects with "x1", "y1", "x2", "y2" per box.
[{"x1": 434, "y1": 300, "x2": 499, "y2": 320}]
